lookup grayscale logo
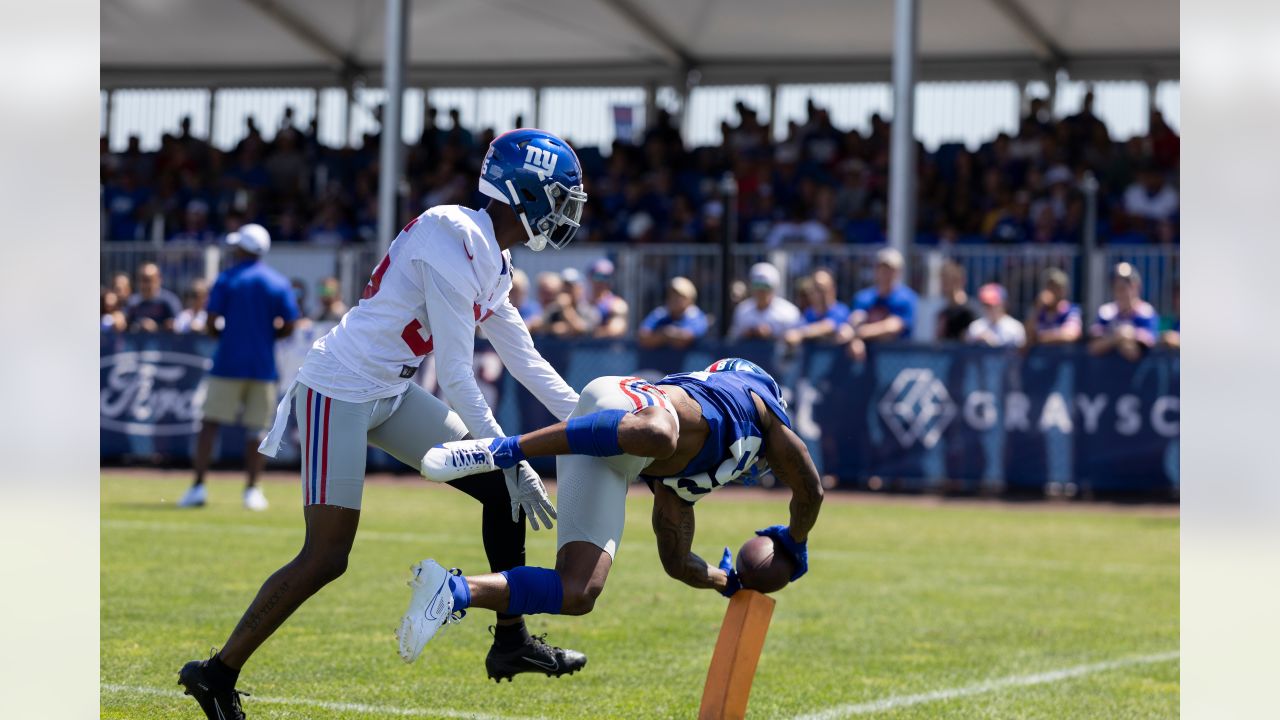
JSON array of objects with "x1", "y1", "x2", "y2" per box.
[{"x1": 877, "y1": 368, "x2": 956, "y2": 448}]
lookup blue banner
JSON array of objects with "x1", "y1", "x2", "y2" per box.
[{"x1": 101, "y1": 334, "x2": 1178, "y2": 494}]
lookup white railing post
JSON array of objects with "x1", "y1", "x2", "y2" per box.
[{"x1": 203, "y1": 244, "x2": 222, "y2": 284}]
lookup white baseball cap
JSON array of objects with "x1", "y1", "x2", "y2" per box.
[
  {"x1": 749, "y1": 262, "x2": 781, "y2": 290},
  {"x1": 226, "y1": 223, "x2": 271, "y2": 256}
]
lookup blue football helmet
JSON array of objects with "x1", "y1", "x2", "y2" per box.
[{"x1": 478, "y1": 128, "x2": 587, "y2": 251}]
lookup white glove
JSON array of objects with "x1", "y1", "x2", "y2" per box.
[{"x1": 504, "y1": 460, "x2": 556, "y2": 531}]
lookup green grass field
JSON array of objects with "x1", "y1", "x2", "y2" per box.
[{"x1": 101, "y1": 472, "x2": 1178, "y2": 719}]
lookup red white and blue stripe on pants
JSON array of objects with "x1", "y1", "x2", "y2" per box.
[
  {"x1": 302, "y1": 388, "x2": 331, "y2": 505},
  {"x1": 617, "y1": 377, "x2": 669, "y2": 413}
]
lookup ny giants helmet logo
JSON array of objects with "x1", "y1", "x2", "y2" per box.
[{"x1": 523, "y1": 145, "x2": 558, "y2": 180}]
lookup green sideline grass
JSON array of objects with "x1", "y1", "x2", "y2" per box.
[{"x1": 102, "y1": 473, "x2": 1178, "y2": 719}]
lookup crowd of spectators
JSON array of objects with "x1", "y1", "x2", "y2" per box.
[
  {"x1": 103, "y1": 248, "x2": 1178, "y2": 363},
  {"x1": 101, "y1": 90, "x2": 1179, "y2": 249}
]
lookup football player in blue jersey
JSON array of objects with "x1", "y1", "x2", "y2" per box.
[{"x1": 397, "y1": 359, "x2": 824, "y2": 668}]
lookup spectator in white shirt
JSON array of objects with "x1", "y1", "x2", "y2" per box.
[
  {"x1": 966, "y1": 283, "x2": 1026, "y2": 348},
  {"x1": 729, "y1": 262, "x2": 802, "y2": 340},
  {"x1": 1123, "y1": 166, "x2": 1179, "y2": 223}
]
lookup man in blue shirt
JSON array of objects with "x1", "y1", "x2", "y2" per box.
[
  {"x1": 637, "y1": 276, "x2": 708, "y2": 349},
  {"x1": 179, "y1": 224, "x2": 300, "y2": 510},
  {"x1": 1088, "y1": 262, "x2": 1159, "y2": 362},
  {"x1": 847, "y1": 247, "x2": 918, "y2": 360},
  {"x1": 785, "y1": 268, "x2": 853, "y2": 347}
]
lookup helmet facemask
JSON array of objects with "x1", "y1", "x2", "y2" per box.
[{"x1": 507, "y1": 179, "x2": 585, "y2": 252}]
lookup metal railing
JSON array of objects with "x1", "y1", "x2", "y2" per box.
[{"x1": 101, "y1": 242, "x2": 1179, "y2": 332}]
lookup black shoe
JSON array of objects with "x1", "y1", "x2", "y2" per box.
[
  {"x1": 178, "y1": 658, "x2": 249, "y2": 719},
  {"x1": 485, "y1": 628, "x2": 588, "y2": 682}
]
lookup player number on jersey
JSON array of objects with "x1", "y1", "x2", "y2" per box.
[{"x1": 361, "y1": 252, "x2": 433, "y2": 357}]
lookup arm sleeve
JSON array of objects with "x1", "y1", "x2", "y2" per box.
[
  {"x1": 480, "y1": 297, "x2": 581, "y2": 422},
  {"x1": 419, "y1": 261, "x2": 508, "y2": 438},
  {"x1": 639, "y1": 308, "x2": 663, "y2": 332},
  {"x1": 688, "y1": 310, "x2": 709, "y2": 338}
]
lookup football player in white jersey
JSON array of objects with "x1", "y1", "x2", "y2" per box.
[{"x1": 179, "y1": 129, "x2": 589, "y2": 719}]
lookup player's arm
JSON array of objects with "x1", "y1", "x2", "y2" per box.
[
  {"x1": 481, "y1": 298, "x2": 580, "y2": 421},
  {"x1": 420, "y1": 262, "x2": 505, "y2": 438},
  {"x1": 755, "y1": 395, "x2": 823, "y2": 542},
  {"x1": 651, "y1": 481, "x2": 728, "y2": 592}
]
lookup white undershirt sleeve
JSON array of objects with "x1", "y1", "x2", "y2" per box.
[
  {"x1": 480, "y1": 298, "x2": 580, "y2": 421},
  {"x1": 419, "y1": 261, "x2": 507, "y2": 439}
]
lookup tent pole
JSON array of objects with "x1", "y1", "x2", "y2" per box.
[
  {"x1": 888, "y1": 0, "x2": 918, "y2": 269},
  {"x1": 378, "y1": 0, "x2": 409, "y2": 258}
]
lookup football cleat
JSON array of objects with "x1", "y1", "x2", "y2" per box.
[
  {"x1": 243, "y1": 486, "x2": 269, "y2": 511},
  {"x1": 178, "y1": 657, "x2": 249, "y2": 720},
  {"x1": 177, "y1": 483, "x2": 207, "y2": 508},
  {"x1": 420, "y1": 440, "x2": 499, "y2": 483},
  {"x1": 397, "y1": 559, "x2": 466, "y2": 663},
  {"x1": 485, "y1": 629, "x2": 588, "y2": 682}
]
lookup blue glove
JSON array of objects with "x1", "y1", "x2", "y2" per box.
[
  {"x1": 755, "y1": 525, "x2": 808, "y2": 581},
  {"x1": 718, "y1": 547, "x2": 742, "y2": 598},
  {"x1": 488, "y1": 436, "x2": 526, "y2": 470}
]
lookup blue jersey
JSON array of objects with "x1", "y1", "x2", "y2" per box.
[{"x1": 646, "y1": 358, "x2": 791, "y2": 504}]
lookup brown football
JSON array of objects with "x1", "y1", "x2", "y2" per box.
[{"x1": 735, "y1": 535, "x2": 794, "y2": 593}]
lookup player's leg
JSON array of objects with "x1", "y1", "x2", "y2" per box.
[
  {"x1": 182, "y1": 376, "x2": 240, "y2": 507},
  {"x1": 240, "y1": 380, "x2": 276, "y2": 510},
  {"x1": 399, "y1": 446, "x2": 639, "y2": 677},
  {"x1": 179, "y1": 385, "x2": 373, "y2": 719},
  {"x1": 422, "y1": 376, "x2": 679, "y2": 482},
  {"x1": 369, "y1": 384, "x2": 584, "y2": 678}
]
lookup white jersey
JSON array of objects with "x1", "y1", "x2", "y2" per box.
[{"x1": 295, "y1": 205, "x2": 579, "y2": 440}]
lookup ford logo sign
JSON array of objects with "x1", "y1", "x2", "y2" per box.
[{"x1": 101, "y1": 350, "x2": 211, "y2": 436}]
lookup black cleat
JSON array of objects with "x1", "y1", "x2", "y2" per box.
[
  {"x1": 178, "y1": 658, "x2": 249, "y2": 720},
  {"x1": 485, "y1": 629, "x2": 587, "y2": 682}
]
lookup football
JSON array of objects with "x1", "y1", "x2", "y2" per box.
[{"x1": 735, "y1": 535, "x2": 795, "y2": 593}]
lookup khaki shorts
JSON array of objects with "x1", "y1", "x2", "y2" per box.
[{"x1": 202, "y1": 376, "x2": 277, "y2": 431}]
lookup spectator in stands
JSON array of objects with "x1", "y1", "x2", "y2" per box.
[
  {"x1": 1160, "y1": 278, "x2": 1180, "y2": 350},
  {"x1": 102, "y1": 169, "x2": 150, "y2": 241},
  {"x1": 101, "y1": 288, "x2": 126, "y2": 333},
  {"x1": 167, "y1": 200, "x2": 216, "y2": 245},
  {"x1": 1026, "y1": 268, "x2": 1082, "y2": 346},
  {"x1": 638, "y1": 277, "x2": 708, "y2": 350},
  {"x1": 1088, "y1": 262, "x2": 1159, "y2": 361},
  {"x1": 125, "y1": 262, "x2": 182, "y2": 332},
  {"x1": 560, "y1": 268, "x2": 601, "y2": 335},
  {"x1": 314, "y1": 277, "x2": 348, "y2": 322},
  {"x1": 110, "y1": 271, "x2": 132, "y2": 300},
  {"x1": 935, "y1": 260, "x2": 977, "y2": 341},
  {"x1": 528, "y1": 271, "x2": 590, "y2": 338},
  {"x1": 847, "y1": 248, "x2": 917, "y2": 360},
  {"x1": 509, "y1": 268, "x2": 539, "y2": 322},
  {"x1": 785, "y1": 268, "x2": 852, "y2": 347},
  {"x1": 730, "y1": 262, "x2": 802, "y2": 341},
  {"x1": 965, "y1": 283, "x2": 1026, "y2": 348},
  {"x1": 1123, "y1": 165, "x2": 1179, "y2": 225},
  {"x1": 180, "y1": 224, "x2": 299, "y2": 512},
  {"x1": 587, "y1": 258, "x2": 629, "y2": 338},
  {"x1": 175, "y1": 278, "x2": 209, "y2": 334}
]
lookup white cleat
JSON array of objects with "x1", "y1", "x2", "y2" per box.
[
  {"x1": 243, "y1": 486, "x2": 269, "y2": 511},
  {"x1": 420, "y1": 439, "x2": 499, "y2": 482},
  {"x1": 396, "y1": 559, "x2": 466, "y2": 663},
  {"x1": 176, "y1": 483, "x2": 207, "y2": 508}
]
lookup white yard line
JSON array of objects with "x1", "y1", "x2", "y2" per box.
[
  {"x1": 101, "y1": 683, "x2": 544, "y2": 720},
  {"x1": 790, "y1": 650, "x2": 1179, "y2": 719}
]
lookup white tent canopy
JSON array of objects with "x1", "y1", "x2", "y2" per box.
[{"x1": 102, "y1": 0, "x2": 1178, "y2": 89}]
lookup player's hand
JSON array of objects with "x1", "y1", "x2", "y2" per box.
[
  {"x1": 718, "y1": 547, "x2": 742, "y2": 598},
  {"x1": 504, "y1": 460, "x2": 556, "y2": 531},
  {"x1": 755, "y1": 525, "x2": 808, "y2": 581}
]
